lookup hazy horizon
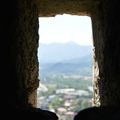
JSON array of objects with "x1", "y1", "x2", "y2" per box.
[
  {"x1": 37, "y1": 15, "x2": 93, "y2": 116},
  {"x1": 38, "y1": 42, "x2": 92, "y2": 64},
  {"x1": 39, "y1": 14, "x2": 93, "y2": 46},
  {"x1": 39, "y1": 41, "x2": 92, "y2": 46}
]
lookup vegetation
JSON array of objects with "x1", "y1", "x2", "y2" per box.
[
  {"x1": 37, "y1": 72, "x2": 93, "y2": 120},
  {"x1": 37, "y1": 42, "x2": 93, "y2": 120}
]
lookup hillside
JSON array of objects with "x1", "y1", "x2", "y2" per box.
[
  {"x1": 38, "y1": 42, "x2": 92, "y2": 77},
  {"x1": 38, "y1": 42, "x2": 92, "y2": 63},
  {"x1": 37, "y1": 42, "x2": 93, "y2": 116}
]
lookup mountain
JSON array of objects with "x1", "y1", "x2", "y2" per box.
[
  {"x1": 38, "y1": 42, "x2": 92, "y2": 76},
  {"x1": 38, "y1": 42, "x2": 92, "y2": 64},
  {"x1": 39, "y1": 54, "x2": 92, "y2": 76}
]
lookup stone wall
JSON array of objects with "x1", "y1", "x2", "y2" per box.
[
  {"x1": 16, "y1": 0, "x2": 39, "y2": 107},
  {"x1": 1, "y1": 0, "x2": 120, "y2": 111},
  {"x1": 1, "y1": 0, "x2": 39, "y2": 109},
  {"x1": 91, "y1": 2, "x2": 105, "y2": 106},
  {"x1": 35, "y1": 0, "x2": 101, "y2": 16},
  {"x1": 91, "y1": 0, "x2": 120, "y2": 106},
  {"x1": 101, "y1": 0, "x2": 120, "y2": 106}
]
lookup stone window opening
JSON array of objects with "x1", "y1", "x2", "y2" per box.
[
  {"x1": 3, "y1": 0, "x2": 120, "y2": 113},
  {"x1": 37, "y1": 14, "x2": 94, "y2": 119}
]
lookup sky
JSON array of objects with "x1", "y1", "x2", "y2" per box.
[{"x1": 39, "y1": 14, "x2": 93, "y2": 46}]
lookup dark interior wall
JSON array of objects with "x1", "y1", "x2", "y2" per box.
[
  {"x1": 0, "y1": 0, "x2": 39, "y2": 109},
  {"x1": 102, "y1": 0, "x2": 120, "y2": 106},
  {"x1": 91, "y1": 2, "x2": 104, "y2": 106},
  {"x1": 35, "y1": 0, "x2": 100, "y2": 16},
  {"x1": 91, "y1": 0, "x2": 120, "y2": 106},
  {"x1": 36, "y1": 0, "x2": 120, "y2": 107},
  {"x1": 1, "y1": 0, "x2": 120, "y2": 111}
]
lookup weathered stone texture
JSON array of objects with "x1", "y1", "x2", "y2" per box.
[
  {"x1": 92, "y1": 0, "x2": 120, "y2": 106},
  {"x1": 1, "y1": 0, "x2": 39, "y2": 109},
  {"x1": 100, "y1": 0, "x2": 120, "y2": 106},
  {"x1": 35, "y1": 0, "x2": 101, "y2": 16},
  {"x1": 1, "y1": 0, "x2": 120, "y2": 111},
  {"x1": 91, "y1": 2, "x2": 105, "y2": 106},
  {"x1": 16, "y1": 0, "x2": 39, "y2": 107}
]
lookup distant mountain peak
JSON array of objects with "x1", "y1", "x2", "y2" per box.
[
  {"x1": 38, "y1": 42, "x2": 92, "y2": 63},
  {"x1": 40, "y1": 42, "x2": 92, "y2": 46}
]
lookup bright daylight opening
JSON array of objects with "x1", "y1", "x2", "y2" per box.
[{"x1": 37, "y1": 14, "x2": 93, "y2": 120}]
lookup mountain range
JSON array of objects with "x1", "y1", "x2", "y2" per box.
[
  {"x1": 38, "y1": 42, "x2": 92, "y2": 64},
  {"x1": 38, "y1": 42, "x2": 93, "y2": 76}
]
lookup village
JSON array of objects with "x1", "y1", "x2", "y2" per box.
[{"x1": 37, "y1": 81, "x2": 93, "y2": 120}]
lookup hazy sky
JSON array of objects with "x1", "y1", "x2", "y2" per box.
[{"x1": 39, "y1": 14, "x2": 93, "y2": 45}]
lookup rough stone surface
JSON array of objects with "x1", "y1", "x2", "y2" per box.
[
  {"x1": 15, "y1": 0, "x2": 39, "y2": 107},
  {"x1": 34, "y1": 0, "x2": 101, "y2": 16},
  {"x1": 1, "y1": 0, "x2": 120, "y2": 112},
  {"x1": 1, "y1": 0, "x2": 39, "y2": 109},
  {"x1": 91, "y1": 0, "x2": 120, "y2": 106},
  {"x1": 100, "y1": 0, "x2": 120, "y2": 106},
  {"x1": 74, "y1": 106, "x2": 120, "y2": 120}
]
